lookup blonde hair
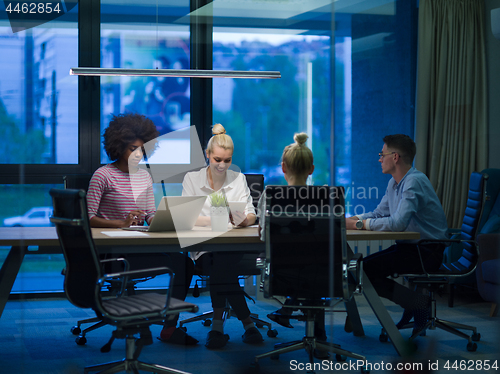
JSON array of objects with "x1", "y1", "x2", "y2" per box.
[
  {"x1": 206, "y1": 123, "x2": 234, "y2": 155},
  {"x1": 282, "y1": 133, "x2": 314, "y2": 177}
]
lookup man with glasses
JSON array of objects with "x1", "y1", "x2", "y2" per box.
[{"x1": 345, "y1": 134, "x2": 448, "y2": 336}]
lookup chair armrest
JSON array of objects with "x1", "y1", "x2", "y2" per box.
[
  {"x1": 417, "y1": 238, "x2": 463, "y2": 245},
  {"x1": 97, "y1": 266, "x2": 174, "y2": 286},
  {"x1": 99, "y1": 267, "x2": 174, "y2": 299},
  {"x1": 101, "y1": 266, "x2": 173, "y2": 282},
  {"x1": 100, "y1": 257, "x2": 130, "y2": 271},
  {"x1": 446, "y1": 228, "x2": 461, "y2": 238},
  {"x1": 99, "y1": 257, "x2": 130, "y2": 296},
  {"x1": 404, "y1": 238, "x2": 478, "y2": 278}
]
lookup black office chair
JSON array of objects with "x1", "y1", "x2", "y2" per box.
[
  {"x1": 63, "y1": 173, "x2": 104, "y2": 341},
  {"x1": 253, "y1": 186, "x2": 367, "y2": 371},
  {"x1": 244, "y1": 174, "x2": 265, "y2": 223},
  {"x1": 380, "y1": 171, "x2": 486, "y2": 351},
  {"x1": 447, "y1": 168, "x2": 500, "y2": 307},
  {"x1": 62, "y1": 173, "x2": 156, "y2": 343},
  {"x1": 63, "y1": 173, "x2": 94, "y2": 191},
  {"x1": 179, "y1": 174, "x2": 277, "y2": 337},
  {"x1": 49, "y1": 188, "x2": 199, "y2": 374}
]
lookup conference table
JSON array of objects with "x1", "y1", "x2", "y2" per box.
[{"x1": 0, "y1": 226, "x2": 420, "y2": 357}]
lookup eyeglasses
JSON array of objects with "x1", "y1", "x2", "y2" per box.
[{"x1": 378, "y1": 151, "x2": 396, "y2": 159}]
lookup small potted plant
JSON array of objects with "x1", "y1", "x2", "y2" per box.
[{"x1": 209, "y1": 191, "x2": 229, "y2": 232}]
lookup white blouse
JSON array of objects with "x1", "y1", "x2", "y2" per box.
[
  {"x1": 182, "y1": 166, "x2": 256, "y2": 260},
  {"x1": 182, "y1": 166, "x2": 255, "y2": 217}
]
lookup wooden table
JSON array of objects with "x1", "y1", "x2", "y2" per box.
[
  {"x1": 0, "y1": 226, "x2": 420, "y2": 247},
  {"x1": 0, "y1": 226, "x2": 419, "y2": 357}
]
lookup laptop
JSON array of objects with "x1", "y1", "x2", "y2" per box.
[{"x1": 122, "y1": 195, "x2": 207, "y2": 232}]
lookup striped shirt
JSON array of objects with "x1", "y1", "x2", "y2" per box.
[{"x1": 87, "y1": 164, "x2": 156, "y2": 224}]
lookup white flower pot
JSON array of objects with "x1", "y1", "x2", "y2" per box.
[{"x1": 210, "y1": 206, "x2": 229, "y2": 232}]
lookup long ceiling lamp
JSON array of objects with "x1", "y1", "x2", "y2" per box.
[{"x1": 70, "y1": 68, "x2": 281, "y2": 79}]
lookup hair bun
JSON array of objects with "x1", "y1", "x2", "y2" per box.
[
  {"x1": 212, "y1": 123, "x2": 226, "y2": 136},
  {"x1": 294, "y1": 132, "x2": 308, "y2": 145}
]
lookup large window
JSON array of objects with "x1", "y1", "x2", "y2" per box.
[
  {"x1": 213, "y1": 33, "x2": 331, "y2": 186},
  {"x1": 210, "y1": 0, "x2": 416, "y2": 213},
  {"x1": 0, "y1": 4, "x2": 78, "y2": 293},
  {"x1": 100, "y1": 0, "x2": 191, "y2": 165},
  {"x1": 98, "y1": 0, "x2": 205, "y2": 199},
  {"x1": 334, "y1": 0, "x2": 416, "y2": 215},
  {"x1": 0, "y1": 14, "x2": 78, "y2": 164}
]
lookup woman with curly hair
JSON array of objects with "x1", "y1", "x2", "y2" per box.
[{"x1": 86, "y1": 113, "x2": 198, "y2": 346}]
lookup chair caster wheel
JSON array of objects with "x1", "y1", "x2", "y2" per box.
[
  {"x1": 75, "y1": 336, "x2": 87, "y2": 345},
  {"x1": 467, "y1": 342, "x2": 477, "y2": 352},
  {"x1": 267, "y1": 329, "x2": 278, "y2": 337},
  {"x1": 472, "y1": 332, "x2": 481, "y2": 342},
  {"x1": 335, "y1": 354, "x2": 346, "y2": 362},
  {"x1": 270, "y1": 354, "x2": 279, "y2": 360},
  {"x1": 249, "y1": 362, "x2": 260, "y2": 373},
  {"x1": 202, "y1": 319, "x2": 212, "y2": 327},
  {"x1": 180, "y1": 326, "x2": 187, "y2": 332},
  {"x1": 256, "y1": 322, "x2": 264, "y2": 328},
  {"x1": 71, "y1": 326, "x2": 81, "y2": 335},
  {"x1": 379, "y1": 330, "x2": 388, "y2": 342}
]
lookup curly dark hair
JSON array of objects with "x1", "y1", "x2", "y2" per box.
[{"x1": 103, "y1": 113, "x2": 159, "y2": 161}]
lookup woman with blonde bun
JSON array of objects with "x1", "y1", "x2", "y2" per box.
[
  {"x1": 257, "y1": 132, "x2": 314, "y2": 240},
  {"x1": 182, "y1": 124, "x2": 262, "y2": 349},
  {"x1": 256, "y1": 133, "x2": 329, "y2": 359}
]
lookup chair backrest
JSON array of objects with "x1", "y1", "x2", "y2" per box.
[
  {"x1": 244, "y1": 174, "x2": 264, "y2": 210},
  {"x1": 49, "y1": 188, "x2": 101, "y2": 310},
  {"x1": 263, "y1": 185, "x2": 347, "y2": 300},
  {"x1": 478, "y1": 168, "x2": 500, "y2": 232},
  {"x1": 63, "y1": 173, "x2": 94, "y2": 192},
  {"x1": 443, "y1": 171, "x2": 488, "y2": 273}
]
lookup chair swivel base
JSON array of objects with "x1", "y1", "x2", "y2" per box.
[
  {"x1": 84, "y1": 359, "x2": 190, "y2": 374},
  {"x1": 253, "y1": 317, "x2": 368, "y2": 374},
  {"x1": 379, "y1": 299, "x2": 480, "y2": 352},
  {"x1": 84, "y1": 336, "x2": 191, "y2": 374},
  {"x1": 72, "y1": 317, "x2": 108, "y2": 345},
  {"x1": 262, "y1": 337, "x2": 364, "y2": 360},
  {"x1": 408, "y1": 318, "x2": 480, "y2": 352}
]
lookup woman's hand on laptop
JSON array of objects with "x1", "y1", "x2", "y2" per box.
[{"x1": 124, "y1": 210, "x2": 145, "y2": 227}]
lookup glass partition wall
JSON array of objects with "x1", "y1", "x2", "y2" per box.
[{"x1": 0, "y1": 0, "x2": 417, "y2": 329}]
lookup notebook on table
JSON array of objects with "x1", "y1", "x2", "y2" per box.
[{"x1": 122, "y1": 195, "x2": 207, "y2": 232}]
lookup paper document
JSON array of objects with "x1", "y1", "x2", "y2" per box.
[{"x1": 101, "y1": 230, "x2": 149, "y2": 237}]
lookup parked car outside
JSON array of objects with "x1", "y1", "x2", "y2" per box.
[{"x1": 2, "y1": 207, "x2": 54, "y2": 227}]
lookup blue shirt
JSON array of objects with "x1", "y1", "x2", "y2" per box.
[{"x1": 358, "y1": 167, "x2": 448, "y2": 241}]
